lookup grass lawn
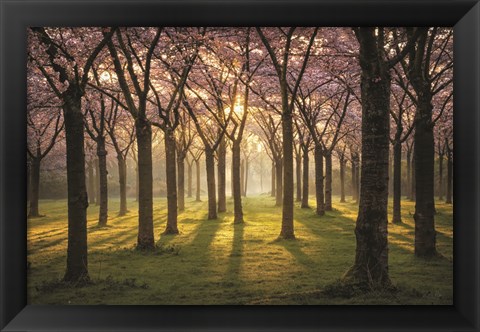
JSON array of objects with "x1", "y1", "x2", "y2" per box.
[{"x1": 27, "y1": 195, "x2": 453, "y2": 305}]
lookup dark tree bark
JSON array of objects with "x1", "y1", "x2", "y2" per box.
[
  {"x1": 177, "y1": 151, "x2": 186, "y2": 212},
  {"x1": 390, "y1": 88, "x2": 415, "y2": 224},
  {"x1": 117, "y1": 155, "x2": 128, "y2": 216},
  {"x1": 217, "y1": 137, "x2": 227, "y2": 212},
  {"x1": 182, "y1": 98, "x2": 224, "y2": 221},
  {"x1": 232, "y1": 142, "x2": 244, "y2": 223},
  {"x1": 324, "y1": 152, "x2": 333, "y2": 211},
  {"x1": 350, "y1": 150, "x2": 360, "y2": 203},
  {"x1": 355, "y1": 155, "x2": 360, "y2": 203},
  {"x1": 275, "y1": 159, "x2": 283, "y2": 206},
  {"x1": 408, "y1": 29, "x2": 437, "y2": 257},
  {"x1": 301, "y1": 147, "x2": 309, "y2": 208},
  {"x1": 271, "y1": 161, "x2": 276, "y2": 197},
  {"x1": 135, "y1": 163, "x2": 139, "y2": 202},
  {"x1": 388, "y1": 147, "x2": 393, "y2": 196},
  {"x1": 446, "y1": 146, "x2": 452, "y2": 204},
  {"x1": 296, "y1": 151, "x2": 302, "y2": 202},
  {"x1": 28, "y1": 157, "x2": 41, "y2": 218},
  {"x1": 135, "y1": 118, "x2": 155, "y2": 249},
  {"x1": 31, "y1": 27, "x2": 114, "y2": 282},
  {"x1": 344, "y1": 27, "x2": 395, "y2": 287},
  {"x1": 392, "y1": 140, "x2": 402, "y2": 224},
  {"x1": 314, "y1": 144, "x2": 325, "y2": 216},
  {"x1": 164, "y1": 128, "x2": 179, "y2": 234},
  {"x1": 63, "y1": 95, "x2": 89, "y2": 282},
  {"x1": 187, "y1": 158, "x2": 193, "y2": 198},
  {"x1": 410, "y1": 146, "x2": 416, "y2": 201},
  {"x1": 95, "y1": 158, "x2": 100, "y2": 206},
  {"x1": 106, "y1": 28, "x2": 162, "y2": 250},
  {"x1": 104, "y1": 101, "x2": 134, "y2": 217},
  {"x1": 257, "y1": 27, "x2": 318, "y2": 240},
  {"x1": 438, "y1": 148, "x2": 444, "y2": 200},
  {"x1": 97, "y1": 137, "x2": 108, "y2": 226},
  {"x1": 406, "y1": 145, "x2": 412, "y2": 199},
  {"x1": 280, "y1": 106, "x2": 295, "y2": 238},
  {"x1": 413, "y1": 92, "x2": 436, "y2": 256},
  {"x1": 195, "y1": 158, "x2": 201, "y2": 202},
  {"x1": 205, "y1": 147, "x2": 217, "y2": 220},
  {"x1": 339, "y1": 154, "x2": 346, "y2": 203}
]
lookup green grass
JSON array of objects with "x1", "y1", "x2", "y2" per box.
[{"x1": 27, "y1": 195, "x2": 453, "y2": 305}]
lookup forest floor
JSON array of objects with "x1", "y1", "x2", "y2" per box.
[{"x1": 27, "y1": 195, "x2": 453, "y2": 305}]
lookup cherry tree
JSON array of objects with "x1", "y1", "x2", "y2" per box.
[
  {"x1": 256, "y1": 27, "x2": 319, "y2": 239},
  {"x1": 29, "y1": 27, "x2": 114, "y2": 282},
  {"x1": 26, "y1": 88, "x2": 64, "y2": 217},
  {"x1": 105, "y1": 27, "x2": 161, "y2": 248},
  {"x1": 343, "y1": 27, "x2": 419, "y2": 287},
  {"x1": 397, "y1": 27, "x2": 453, "y2": 257}
]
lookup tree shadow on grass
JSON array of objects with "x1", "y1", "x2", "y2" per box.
[
  {"x1": 225, "y1": 222, "x2": 244, "y2": 278},
  {"x1": 157, "y1": 218, "x2": 203, "y2": 246},
  {"x1": 271, "y1": 238, "x2": 316, "y2": 268},
  {"x1": 188, "y1": 217, "x2": 223, "y2": 254},
  {"x1": 28, "y1": 237, "x2": 67, "y2": 255}
]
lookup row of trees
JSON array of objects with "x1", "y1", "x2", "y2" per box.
[{"x1": 27, "y1": 27, "x2": 452, "y2": 288}]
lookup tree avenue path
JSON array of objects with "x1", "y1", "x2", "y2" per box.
[{"x1": 27, "y1": 195, "x2": 452, "y2": 305}]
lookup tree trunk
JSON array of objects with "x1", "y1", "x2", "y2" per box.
[
  {"x1": 187, "y1": 159, "x2": 193, "y2": 198},
  {"x1": 314, "y1": 144, "x2": 325, "y2": 216},
  {"x1": 355, "y1": 155, "x2": 360, "y2": 203},
  {"x1": 406, "y1": 148, "x2": 411, "y2": 199},
  {"x1": 344, "y1": 29, "x2": 391, "y2": 286},
  {"x1": 438, "y1": 152, "x2": 444, "y2": 200},
  {"x1": 63, "y1": 95, "x2": 89, "y2": 282},
  {"x1": 392, "y1": 140, "x2": 402, "y2": 224},
  {"x1": 217, "y1": 138, "x2": 227, "y2": 213},
  {"x1": 324, "y1": 152, "x2": 333, "y2": 211},
  {"x1": 205, "y1": 147, "x2": 217, "y2": 220},
  {"x1": 195, "y1": 159, "x2": 201, "y2": 202},
  {"x1": 88, "y1": 160, "x2": 96, "y2": 205},
  {"x1": 413, "y1": 93, "x2": 436, "y2": 257},
  {"x1": 177, "y1": 152, "x2": 185, "y2": 212},
  {"x1": 301, "y1": 147, "x2": 309, "y2": 208},
  {"x1": 97, "y1": 137, "x2": 108, "y2": 226},
  {"x1": 446, "y1": 150, "x2": 452, "y2": 204},
  {"x1": 271, "y1": 161, "x2": 276, "y2": 197},
  {"x1": 388, "y1": 147, "x2": 393, "y2": 196},
  {"x1": 164, "y1": 128, "x2": 179, "y2": 234},
  {"x1": 232, "y1": 142, "x2": 244, "y2": 223},
  {"x1": 28, "y1": 157, "x2": 41, "y2": 218},
  {"x1": 410, "y1": 147, "x2": 416, "y2": 201},
  {"x1": 117, "y1": 155, "x2": 127, "y2": 216},
  {"x1": 296, "y1": 152, "x2": 302, "y2": 202},
  {"x1": 280, "y1": 109, "x2": 295, "y2": 239},
  {"x1": 275, "y1": 158, "x2": 283, "y2": 206},
  {"x1": 135, "y1": 117, "x2": 155, "y2": 250},
  {"x1": 135, "y1": 162, "x2": 139, "y2": 202},
  {"x1": 340, "y1": 157, "x2": 346, "y2": 203},
  {"x1": 95, "y1": 158, "x2": 100, "y2": 206}
]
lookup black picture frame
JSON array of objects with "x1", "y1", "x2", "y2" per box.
[{"x1": 1, "y1": 0, "x2": 479, "y2": 331}]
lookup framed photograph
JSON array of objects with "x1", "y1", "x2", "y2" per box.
[{"x1": 1, "y1": 0, "x2": 479, "y2": 331}]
